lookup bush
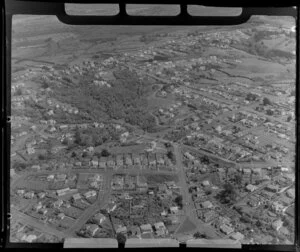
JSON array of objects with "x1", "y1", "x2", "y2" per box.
[
  {"x1": 116, "y1": 232, "x2": 127, "y2": 246},
  {"x1": 101, "y1": 149, "x2": 110, "y2": 157},
  {"x1": 263, "y1": 97, "x2": 272, "y2": 106},
  {"x1": 38, "y1": 154, "x2": 46, "y2": 160},
  {"x1": 13, "y1": 162, "x2": 26, "y2": 171},
  {"x1": 175, "y1": 195, "x2": 183, "y2": 208},
  {"x1": 194, "y1": 231, "x2": 207, "y2": 239}
]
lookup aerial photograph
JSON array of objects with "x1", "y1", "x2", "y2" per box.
[{"x1": 9, "y1": 5, "x2": 296, "y2": 246}]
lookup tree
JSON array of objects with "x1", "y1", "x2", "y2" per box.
[
  {"x1": 246, "y1": 93, "x2": 257, "y2": 101},
  {"x1": 266, "y1": 109, "x2": 274, "y2": 116},
  {"x1": 201, "y1": 155, "x2": 210, "y2": 164},
  {"x1": 74, "y1": 129, "x2": 82, "y2": 145},
  {"x1": 101, "y1": 149, "x2": 110, "y2": 157},
  {"x1": 164, "y1": 219, "x2": 172, "y2": 226},
  {"x1": 234, "y1": 173, "x2": 243, "y2": 187},
  {"x1": 217, "y1": 183, "x2": 237, "y2": 204},
  {"x1": 167, "y1": 151, "x2": 175, "y2": 163},
  {"x1": 164, "y1": 142, "x2": 171, "y2": 148},
  {"x1": 116, "y1": 232, "x2": 127, "y2": 247},
  {"x1": 38, "y1": 154, "x2": 46, "y2": 160},
  {"x1": 174, "y1": 195, "x2": 183, "y2": 208},
  {"x1": 15, "y1": 88, "x2": 23, "y2": 96},
  {"x1": 95, "y1": 152, "x2": 102, "y2": 158},
  {"x1": 194, "y1": 231, "x2": 207, "y2": 239},
  {"x1": 263, "y1": 97, "x2": 272, "y2": 106}
]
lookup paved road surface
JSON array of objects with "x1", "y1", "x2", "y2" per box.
[
  {"x1": 172, "y1": 143, "x2": 221, "y2": 239},
  {"x1": 11, "y1": 208, "x2": 70, "y2": 239},
  {"x1": 66, "y1": 172, "x2": 113, "y2": 236}
]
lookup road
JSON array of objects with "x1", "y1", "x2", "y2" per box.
[
  {"x1": 65, "y1": 172, "x2": 113, "y2": 236},
  {"x1": 11, "y1": 208, "x2": 70, "y2": 239},
  {"x1": 172, "y1": 143, "x2": 221, "y2": 239},
  {"x1": 11, "y1": 170, "x2": 114, "y2": 238}
]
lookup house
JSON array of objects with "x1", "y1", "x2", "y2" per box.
[
  {"x1": 93, "y1": 213, "x2": 106, "y2": 225},
  {"x1": 247, "y1": 196, "x2": 260, "y2": 207},
  {"x1": 153, "y1": 222, "x2": 167, "y2": 236},
  {"x1": 168, "y1": 215, "x2": 179, "y2": 224},
  {"x1": 56, "y1": 174, "x2": 67, "y2": 181},
  {"x1": 17, "y1": 189, "x2": 25, "y2": 196},
  {"x1": 202, "y1": 210, "x2": 216, "y2": 222},
  {"x1": 125, "y1": 154, "x2": 133, "y2": 166},
  {"x1": 74, "y1": 161, "x2": 82, "y2": 167},
  {"x1": 84, "y1": 190, "x2": 97, "y2": 198},
  {"x1": 99, "y1": 157, "x2": 107, "y2": 169},
  {"x1": 86, "y1": 224, "x2": 99, "y2": 236},
  {"x1": 33, "y1": 202, "x2": 43, "y2": 211},
  {"x1": 230, "y1": 232, "x2": 245, "y2": 241},
  {"x1": 265, "y1": 184, "x2": 279, "y2": 193},
  {"x1": 21, "y1": 234, "x2": 37, "y2": 243},
  {"x1": 116, "y1": 226, "x2": 127, "y2": 234},
  {"x1": 65, "y1": 202, "x2": 71, "y2": 208},
  {"x1": 271, "y1": 201, "x2": 285, "y2": 213},
  {"x1": 286, "y1": 189, "x2": 295, "y2": 199},
  {"x1": 243, "y1": 168, "x2": 251, "y2": 175},
  {"x1": 140, "y1": 153, "x2": 148, "y2": 166},
  {"x1": 201, "y1": 201, "x2": 213, "y2": 209},
  {"x1": 252, "y1": 168, "x2": 262, "y2": 175},
  {"x1": 31, "y1": 165, "x2": 40, "y2": 171},
  {"x1": 91, "y1": 174, "x2": 102, "y2": 181},
  {"x1": 106, "y1": 203, "x2": 117, "y2": 213},
  {"x1": 136, "y1": 175, "x2": 148, "y2": 192},
  {"x1": 140, "y1": 224, "x2": 153, "y2": 233},
  {"x1": 90, "y1": 181, "x2": 99, "y2": 189},
  {"x1": 116, "y1": 154, "x2": 124, "y2": 166},
  {"x1": 37, "y1": 192, "x2": 46, "y2": 199},
  {"x1": 161, "y1": 210, "x2": 168, "y2": 217},
  {"x1": 272, "y1": 219, "x2": 283, "y2": 231},
  {"x1": 86, "y1": 146, "x2": 94, "y2": 153},
  {"x1": 184, "y1": 152, "x2": 195, "y2": 160},
  {"x1": 280, "y1": 197, "x2": 292, "y2": 206},
  {"x1": 68, "y1": 174, "x2": 77, "y2": 181},
  {"x1": 220, "y1": 224, "x2": 234, "y2": 235},
  {"x1": 148, "y1": 154, "x2": 156, "y2": 166},
  {"x1": 24, "y1": 191, "x2": 35, "y2": 199},
  {"x1": 128, "y1": 226, "x2": 141, "y2": 237},
  {"x1": 246, "y1": 184, "x2": 257, "y2": 192},
  {"x1": 158, "y1": 184, "x2": 167, "y2": 192},
  {"x1": 132, "y1": 153, "x2": 141, "y2": 165},
  {"x1": 124, "y1": 176, "x2": 136, "y2": 190},
  {"x1": 10, "y1": 168, "x2": 16, "y2": 177},
  {"x1": 156, "y1": 153, "x2": 165, "y2": 165},
  {"x1": 57, "y1": 213, "x2": 65, "y2": 220},
  {"x1": 201, "y1": 180, "x2": 210, "y2": 187},
  {"x1": 170, "y1": 206, "x2": 179, "y2": 214},
  {"x1": 53, "y1": 199, "x2": 64, "y2": 208},
  {"x1": 90, "y1": 159, "x2": 99, "y2": 168},
  {"x1": 165, "y1": 181, "x2": 176, "y2": 189},
  {"x1": 56, "y1": 187, "x2": 70, "y2": 197},
  {"x1": 72, "y1": 193, "x2": 82, "y2": 202},
  {"x1": 38, "y1": 208, "x2": 48, "y2": 215},
  {"x1": 26, "y1": 147, "x2": 35, "y2": 155},
  {"x1": 285, "y1": 206, "x2": 294, "y2": 217}
]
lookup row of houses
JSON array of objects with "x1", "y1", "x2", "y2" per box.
[{"x1": 73, "y1": 152, "x2": 172, "y2": 169}]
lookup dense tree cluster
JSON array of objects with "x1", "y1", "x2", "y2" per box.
[
  {"x1": 73, "y1": 126, "x2": 119, "y2": 147},
  {"x1": 53, "y1": 69, "x2": 156, "y2": 131}
]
